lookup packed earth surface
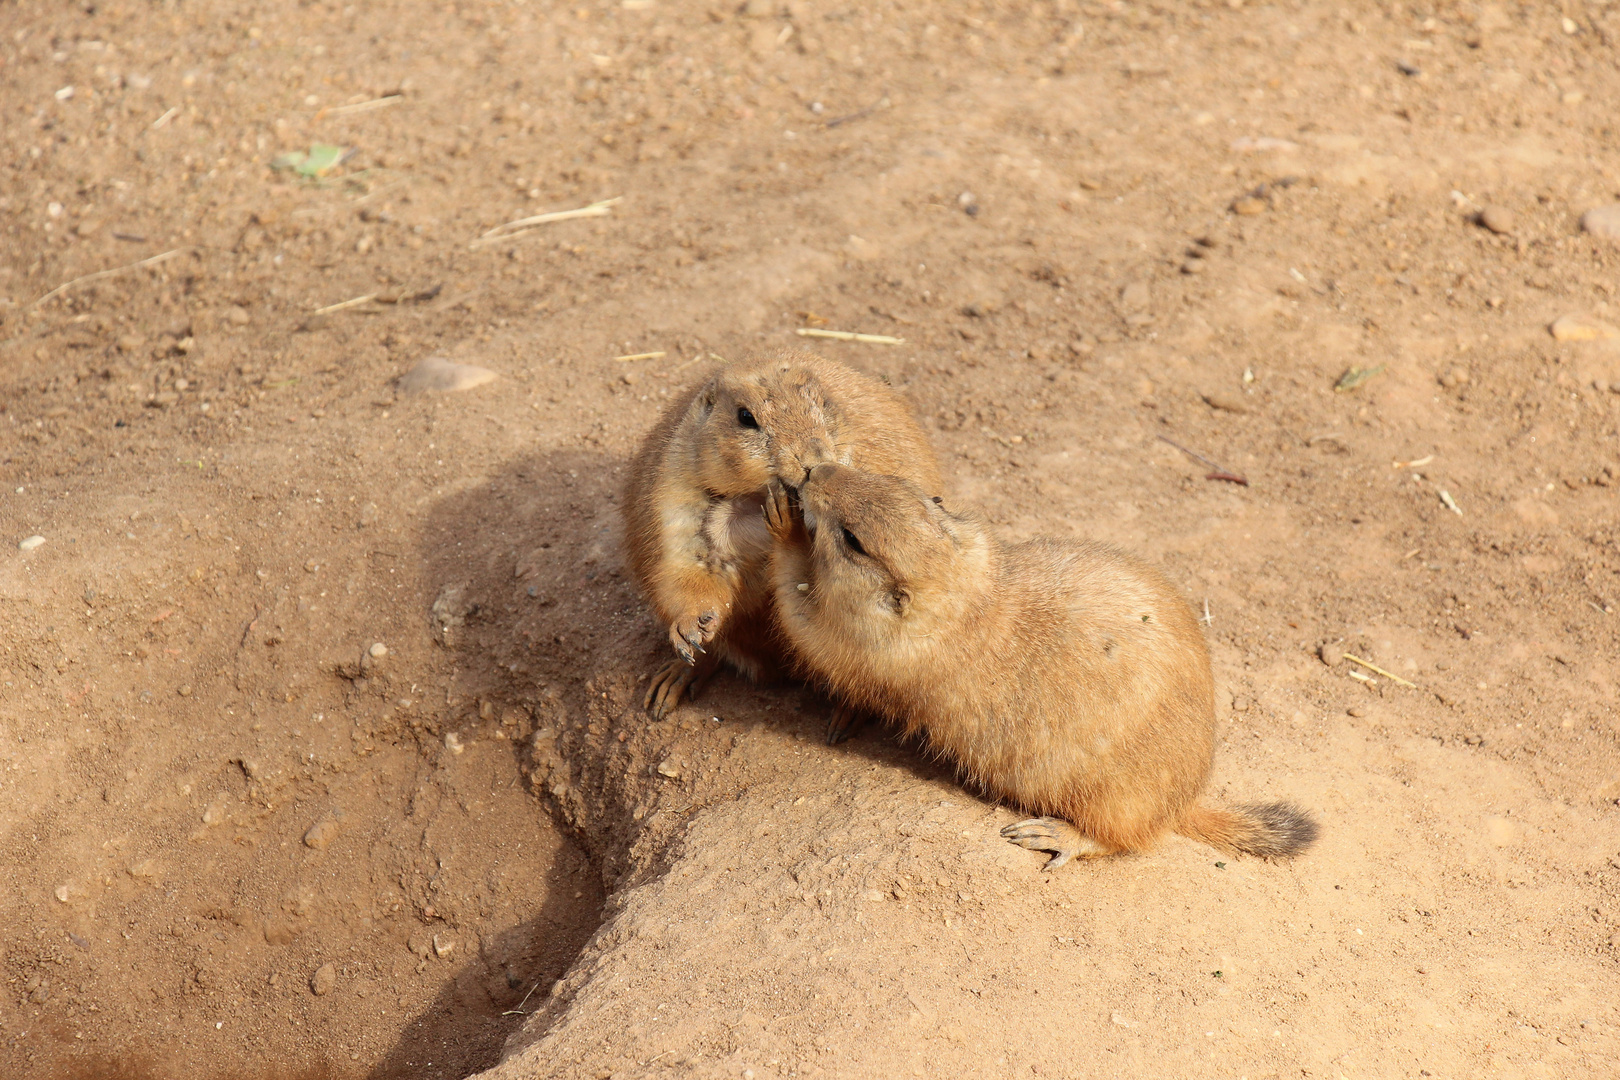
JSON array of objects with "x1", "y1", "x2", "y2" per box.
[{"x1": 3, "y1": 1, "x2": 1620, "y2": 1078}]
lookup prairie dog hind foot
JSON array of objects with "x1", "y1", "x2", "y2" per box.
[
  {"x1": 645, "y1": 653, "x2": 718, "y2": 719},
  {"x1": 825, "y1": 703, "x2": 868, "y2": 745},
  {"x1": 1000, "y1": 817, "x2": 1112, "y2": 869}
]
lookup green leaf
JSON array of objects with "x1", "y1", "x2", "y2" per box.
[
  {"x1": 1334, "y1": 364, "x2": 1386, "y2": 393},
  {"x1": 297, "y1": 143, "x2": 351, "y2": 177}
]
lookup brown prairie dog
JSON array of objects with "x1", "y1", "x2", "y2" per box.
[
  {"x1": 763, "y1": 465, "x2": 1318, "y2": 866},
  {"x1": 622, "y1": 350, "x2": 942, "y2": 718}
]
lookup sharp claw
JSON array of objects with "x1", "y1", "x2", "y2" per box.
[{"x1": 1044, "y1": 851, "x2": 1074, "y2": 870}]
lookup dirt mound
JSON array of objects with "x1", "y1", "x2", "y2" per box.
[{"x1": 3, "y1": 1, "x2": 1619, "y2": 1077}]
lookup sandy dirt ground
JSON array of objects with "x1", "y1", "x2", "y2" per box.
[{"x1": 3, "y1": 1, "x2": 1620, "y2": 1078}]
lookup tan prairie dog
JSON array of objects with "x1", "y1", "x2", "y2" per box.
[
  {"x1": 623, "y1": 350, "x2": 942, "y2": 718},
  {"x1": 763, "y1": 465, "x2": 1318, "y2": 867}
]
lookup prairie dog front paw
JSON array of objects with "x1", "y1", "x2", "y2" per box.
[
  {"x1": 763, "y1": 480, "x2": 802, "y2": 544},
  {"x1": 669, "y1": 606, "x2": 722, "y2": 664}
]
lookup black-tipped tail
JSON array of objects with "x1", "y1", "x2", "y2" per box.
[{"x1": 1178, "y1": 800, "x2": 1319, "y2": 859}]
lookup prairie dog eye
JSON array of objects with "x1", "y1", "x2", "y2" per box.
[
  {"x1": 841, "y1": 528, "x2": 867, "y2": 556},
  {"x1": 737, "y1": 407, "x2": 759, "y2": 429}
]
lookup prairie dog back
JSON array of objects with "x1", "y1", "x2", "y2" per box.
[{"x1": 764, "y1": 465, "x2": 1317, "y2": 866}]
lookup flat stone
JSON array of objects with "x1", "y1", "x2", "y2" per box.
[
  {"x1": 18, "y1": 535, "x2": 45, "y2": 551},
  {"x1": 396, "y1": 356, "x2": 498, "y2": 394},
  {"x1": 1478, "y1": 205, "x2": 1515, "y2": 235},
  {"x1": 1580, "y1": 204, "x2": 1620, "y2": 240},
  {"x1": 310, "y1": 962, "x2": 336, "y2": 997},
  {"x1": 1550, "y1": 314, "x2": 1619, "y2": 342},
  {"x1": 1119, "y1": 281, "x2": 1151, "y2": 311},
  {"x1": 1232, "y1": 196, "x2": 1268, "y2": 216}
]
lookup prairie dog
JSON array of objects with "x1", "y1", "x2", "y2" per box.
[
  {"x1": 763, "y1": 466, "x2": 1318, "y2": 866},
  {"x1": 623, "y1": 351, "x2": 941, "y2": 718}
]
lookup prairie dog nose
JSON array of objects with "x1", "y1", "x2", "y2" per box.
[
  {"x1": 800, "y1": 436, "x2": 835, "y2": 466},
  {"x1": 805, "y1": 463, "x2": 841, "y2": 487}
]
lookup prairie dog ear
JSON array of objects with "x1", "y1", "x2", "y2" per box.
[
  {"x1": 891, "y1": 588, "x2": 911, "y2": 617},
  {"x1": 925, "y1": 495, "x2": 965, "y2": 547}
]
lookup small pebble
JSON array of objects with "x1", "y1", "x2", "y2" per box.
[
  {"x1": 444, "y1": 731, "x2": 465, "y2": 755},
  {"x1": 19, "y1": 535, "x2": 46, "y2": 551},
  {"x1": 1439, "y1": 366, "x2": 1469, "y2": 389},
  {"x1": 303, "y1": 816, "x2": 342, "y2": 851},
  {"x1": 202, "y1": 801, "x2": 227, "y2": 826},
  {"x1": 1478, "y1": 206, "x2": 1515, "y2": 235},
  {"x1": 368, "y1": 641, "x2": 388, "y2": 659},
  {"x1": 433, "y1": 933, "x2": 457, "y2": 958},
  {"x1": 1580, "y1": 204, "x2": 1620, "y2": 240},
  {"x1": 310, "y1": 962, "x2": 336, "y2": 997},
  {"x1": 1231, "y1": 697, "x2": 1249, "y2": 713},
  {"x1": 1347, "y1": 706, "x2": 1367, "y2": 718},
  {"x1": 656, "y1": 760, "x2": 681, "y2": 779},
  {"x1": 1231, "y1": 196, "x2": 1267, "y2": 216},
  {"x1": 1319, "y1": 644, "x2": 1342, "y2": 666},
  {"x1": 177, "y1": 684, "x2": 192, "y2": 697}
]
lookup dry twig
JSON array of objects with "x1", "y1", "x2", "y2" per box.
[{"x1": 1156, "y1": 435, "x2": 1249, "y2": 486}]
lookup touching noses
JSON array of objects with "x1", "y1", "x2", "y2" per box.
[{"x1": 791, "y1": 437, "x2": 836, "y2": 484}]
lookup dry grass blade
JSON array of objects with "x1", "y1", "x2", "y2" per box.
[
  {"x1": 470, "y1": 197, "x2": 622, "y2": 248},
  {"x1": 312, "y1": 294, "x2": 378, "y2": 316},
  {"x1": 614, "y1": 351, "x2": 666, "y2": 362},
  {"x1": 794, "y1": 328, "x2": 905, "y2": 344},
  {"x1": 1342, "y1": 653, "x2": 1418, "y2": 688},
  {"x1": 31, "y1": 248, "x2": 188, "y2": 308},
  {"x1": 321, "y1": 95, "x2": 405, "y2": 117}
]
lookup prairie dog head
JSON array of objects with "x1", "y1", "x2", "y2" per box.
[
  {"x1": 790, "y1": 464, "x2": 987, "y2": 649},
  {"x1": 684, "y1": 359, "x2": 848, "y2": 496}
]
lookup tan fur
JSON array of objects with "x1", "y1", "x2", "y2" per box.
[
  {"x1": 622, "y1": 350, "x2": 941, "y2": 716},
  {"x1": 764, "y1": 465, "x2": 1318, "y2": 863}
]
